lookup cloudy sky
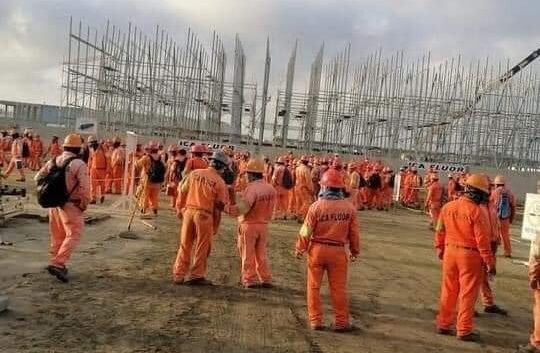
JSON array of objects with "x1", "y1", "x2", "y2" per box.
[{"x1": 1, "y1": 0, "x2": 539, "y2": 105}]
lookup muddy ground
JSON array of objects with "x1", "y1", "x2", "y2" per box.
[{"x1": 0, "y1": 192, "x2": 534, "y2": 353}]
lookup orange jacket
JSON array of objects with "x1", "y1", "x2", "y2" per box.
[
  {"x1": 31, "y1": 139, "x2": 44, "y2": 156},
  {"x1": 296, "y1": 198, "x2": 360, "y2": 256},
  {"x1": 238, "y1": 180, "x2": 276, "y2": 224},
  {"x1": 180, "y1": 167, "x2": 228, "y2": 214},
  {"x1": 434, "y1": 196, "x2": 494, "y2": 267},
  {"x1": 89, "y1": 146, "x2": 109, "y2": 170},
  {"x1": 295, "y1": 163, "x2": 314, "y2": 193}
]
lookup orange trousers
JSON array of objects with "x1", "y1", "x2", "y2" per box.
[
  {"x1": 348, "y1": 189, "x2": 359, "y2": 209},
  {"x1": 500, "y1": 219, "x2": 512, "y2": 256},
  {"x1": 364, "y1": 188, "x2": 375, "y2": 208},
  {"x1": 436, "y1": 247, "x2": 482, "y2": 336},
  {"x1": 49, "y1": 203, "x2": 84, "y2": 268},
  {"x1": 237, "y1": 223, "x2": 272, "y2": 286},
  {"x1": 530, "y1": 290, "x2": 540, "y2": 349},
  {"x1": 29, "y1": 155, "x2": 42, "y2": 170},
  {"x1": 429, "y1": 206, "x2": 441, "y2": 226},
  {"x1": 144, "y1": 183, "x2": 161, "y2": 212},
  {"x1": 287, "y1": 189, "x2": 296, "y2": 216},
  {"x1": 173, "y1": 208, "x2": 214, "y2": 281},
  {"x1": 111, "y1": 165, "x2": 124, "y2": 194},
  {"x1": 90, "y1": 168, "x2": 107, "y2": 202},
  {"x1": 295, "y1": 186, "x2": 313, "y2": 220},
  {"x1": 307, "y1": 244, "x2": 350, "y2": 328},
  {"x1": 273, "y1": 186, "x2": 288, "y2": 219}
]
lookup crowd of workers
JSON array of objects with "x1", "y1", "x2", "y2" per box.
[{"x1": 2, "y1": 126, "x2": 540, "y2": 351}]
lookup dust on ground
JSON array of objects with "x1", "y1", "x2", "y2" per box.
[{"x1": 0, "y1": 194, "x2": 533, "y2": 353}]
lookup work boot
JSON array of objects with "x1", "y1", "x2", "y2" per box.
[
  {"x1": 16, "y1": 178, "x2": 25, "y2": 182},
  {"x1": 437, "y1": 328, "x2": 452, "y2": 336},
  {"x1": 153, "y1": 209, "x2": 158, "y2": 216},
  {"x1": 100, "y1": 196, "x2": 105, "y2": 204},
  {"x1": 310, "y1": 324, "x2": 325, "y2": 331},
  {"x1": 89, "y1": 200, "x2": 96, "y2": 205},
  {"x1": 244, "y1": 283, "x2": 259, "y2": 289},
  {"x1": 173, "y1": 278, "x2": 184, "y2": 285},
  {"x1": 457, "y1": 332, "x2": 481, "y2": 342},
  {"x1": 474, "y1": 310, "x2": 480, "y2": 317},
  {"x1": 46, "y1": 265, "x2": 69, "y2": 283},
  {"x1": 505, "y1": 254, "x2": 512, "y2": 258},
  {"x1": 186, "y1": 277, "x2": 213, "y2": 286},
  {"x1": 261, "y1": 282, "x2": 273, "y2": 289},
  {"x1": 331, "y1": 324, "x2": 356, "y2": 333},
  {"x1": 517, "y1": 344, "x2": 540, "y2": 353},
  {"x1": 484, "y1": 305, "x2": 508, "y2": 316}
]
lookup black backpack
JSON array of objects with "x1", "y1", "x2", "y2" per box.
[
  {"x1": 37, "y1": 157, "x2": 79, "y2": 208},
  {"x1": 222, "y1": 167, "x2": 236, "y2": 186},
  {"x1": 367, "y1": 173, "x2": 381, "y2": 189},
  {"x1": 147, "y1": 157, "x2": 166, "y2": 183},
  {"x1": 22, "y1": 141, "x2": 30, "y2": 158},
  {"x1": 282, "y1": 168, "x2": 294, "y2": 189},
  {"x1": 358, "y1": 175, "x2": 367, "y2": 188}
]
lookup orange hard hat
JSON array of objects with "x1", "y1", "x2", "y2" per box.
[
  {"x1": 494, "y1": 175, "x2": 505, "y2": 185},
  {"x1": 246, "y1": 159, "x2": 265, "y2": 173},
  {"x1": 277, "y1": 156, "x2": 286, "y2": 164},
  {"x1": 320, "y1": 169, "x2": 345, "y2": 188},
  {"x1": 191, "y1": 144, "x2": 206, "y2": 153},
  {"x1": 63, "y1": 133, "x2": 83, "y2": 148},
  {"x1": 465, "y1": 174, "x2": 490, "y2": 194}
]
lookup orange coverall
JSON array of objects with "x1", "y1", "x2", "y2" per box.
[
  {"x1": 135, "y1": 153, "x2": 163, "y2": 213},
  {"x1": 294, "y1": 163, "x2": 314, "y2": 221},
  {"x1": 434, "y1": 197, "x2": 494, "y2": 337},
  {"x1": 30, "y1": 137, "x2": 44, "y2": 170},
  {"x1": 287, "y1": 164, "x2": 297, "y2": 216},
  {"x1": 36, "y1": 151, "x2": 90, "y2": 268},
  {"x1": 236, "y1": 179, "x2": 277, "y2": 286},
  {"x1": 88, "y1": 146, "x2": 109, "y2": 203},
  {"x1": 490, "y1": 186, "x2": 515, "y2": 257},
  {"x1": 347, "y1": 171, "x2": 360, "y2": 209},
  {"x1": 110, "y1": 146, "x2": 126, "y2": 194},
  {"x1": 4, "y1": 138, "x2": 25, "y2": 179},
  {"x1": 479, "y1": 204, "x2": 500, "y2": 307},
  {"x1": 47, "y1": 141, "x2": 62, "y2": 159},
  {"x1": 173, "y1": 167, "x2": 228, "y2": 282},
  {"x1": 183, "y1": 156, "x2": 208, "y2": 177},
  {"x1": 447, "y1": 178, "x2": 458, "y2": 201},
  {"x1": 296, "y1": 198, "x2": 360, "y2": 329},
  {"x1": 271, "y1": 164, "x2": 288, "y2": 219},
  {"x1": 425, "y1": 181, "x2": 443, "y2": 226}
]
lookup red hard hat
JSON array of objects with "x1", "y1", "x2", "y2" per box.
[
  {"x1": 191, "y1": 144, "x2": 206, "y2": 153},
  {"x1": 320, "y1": 169, "x2": 345, "y2": 188}
]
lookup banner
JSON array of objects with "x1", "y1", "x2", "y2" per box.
[
  {"x1": 75, "y1": 116, "x2": 98, "y2": 136},
  {"x1": 393, "y1": 174, "x2": 401, "y2": 202},
  {"x1": 178, "y1": 139, "x2": 236, "y2": 152},
  {"x1": 522, "y1": 193, "x2": 540, "y2": 241},
  {"x1": 407, "y1": 161, "x2": 468, "y2": 173}
]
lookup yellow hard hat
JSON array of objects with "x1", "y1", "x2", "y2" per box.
[
  {"x1": 246, "y1": 159, "x2": 265, "y2": 173},
  {"x1": 494, "y1": 175, "x2": 505, "y2": 185},
  {"x1": 465, "y1": 174, "x2": 490, "y2": 194},
  {"x1": 63, "y1": 133, "x2": 83, "y2": 148}
]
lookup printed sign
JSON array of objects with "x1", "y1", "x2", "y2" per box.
[
  {"x1": 522, "y1": 193, "x2": 540, "y2": 241},
  {"x1": 407, "y1": 161, "x2": 468, "y2": 173},
  {"x1": 178, "y1": 139, "x2": 236, "y2": 152},
  {"x1": 75, "y1": 116, "x2": 98, "y2": 136}
]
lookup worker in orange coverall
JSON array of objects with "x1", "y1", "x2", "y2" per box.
[
  {"x1": 29, "y1": 134, "x2": 44, "y2": 171},
  {"x1": 183, "y1": 144, "x2": 209, "y2": 177},
  {"x1": 346, "y1": 163, "x2": 360, "y2": 209},
  {"x1": 295, "y1": 168, "x2": 360, "y2": 332},
  {"x1": 478, "y1": 178, "x2": 507, "y2": 316},
  {"x1": 380, "y1": 167, "x2": 393, "y2": 211},
  {"x1": 135, "y1": 141, "x2": 165, "y2": 216},
  {"x1": 490, "y1": 175, "x2": 516, "y2": 258},
  {"x1": 434, "y1": 174, "x2": 495, "y2": 342},
  {"x1": 47, "y1": 136, "x2": 62, "y2": 160},
  {"x1": 287, "y1": 159, "x2": 298, "y2": 218},
  {"x1": 404, "y1": 167, "x2": 422, "y2": 207},
  {"x1": 295, "y1": 155, "x2": 314, "y2": 222},
  {"x1": 271, "y1": 156, "x2": 289, "y2": 220},
  {"x1": 110, "y1": 137, "x2": 125, "y2": 194},
  {"x1": 3, "y1": 132, "x2": 26, "y2": 181},
  {"x1": 87, "y1": 136, "x2": 109, "y2": 204},
  {"x1": 447, "y1": 173, "x2": 458, "y2": 201},
  {"x1": 173, "y1": 150, "x2": 229, "y2": 285},
  {"x1": 234, "y1": 158, "x2": 276, "y2": 288},
  {"x1": 35, "y1": 134, "x2": 90, "y2": 283},
  {"x1": 425, "y1": 173, "x2": 443, "y2": 229}
]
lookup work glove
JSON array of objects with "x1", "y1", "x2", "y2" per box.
[
  {"x1": 487, "y1": 265, "x2": 497, "y2": 277},
  {"x1": 436, "y1": 248, "x2": 444, "y2": 260},
  {"x1": 295, "y1": 250, "x2": 303, "y2": 259},
  {"x1": 490, "y1": 241, "x2": 498, "y2": 254},
  {"x1": 530, "y1": 279, "x2": 540, "y2": 290},
  {"x1": 349, "y1": 254, "x2": 357, "y2": 263}
]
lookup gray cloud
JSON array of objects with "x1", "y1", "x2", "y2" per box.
[{"x1": 1, "y1": 0, "x2": 539, "y2": 104}]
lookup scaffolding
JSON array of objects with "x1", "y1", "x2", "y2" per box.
[{"x1": 274, "y1": 46, "x2": 540, "y2": 170}]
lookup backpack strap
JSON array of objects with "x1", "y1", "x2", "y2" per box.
[{"x1": 63, "y1": 157, "x2": 80, "y2": 199}]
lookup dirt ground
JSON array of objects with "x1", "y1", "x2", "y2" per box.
[{"x1": 0, "y1": 192, "x2": 534, "y2": 353}]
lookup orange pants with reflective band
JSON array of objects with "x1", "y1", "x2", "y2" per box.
[
  {"x1": 437, "y1": 247, "x2": 482, "y2": 336},
  {"x1": 530, "y1": 290, "x2": 540, "y2": 349},
  {"x1": 49, "y1": 203, "x2": 84, "y2": 268},
  {"x1": 173, "y1": 208, "x2": 214, "y2": 281},
  {"x1": 500, "y1": 218, "x2": 512, "y2": 256},
  {"x1": 429, "y1": 206, "x2": 441, "y2": 226},
  {"x1": 307, "y1": 243, "x2": 350, "y2": 328},
  {"x1": 237, "y1": 223, "x2": 272, "y2": 286}
]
